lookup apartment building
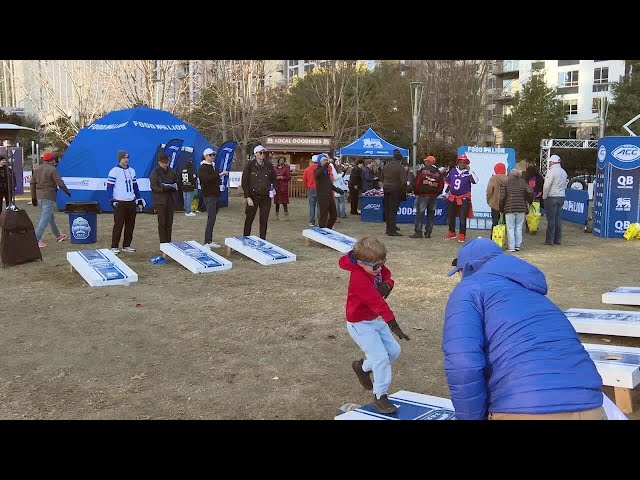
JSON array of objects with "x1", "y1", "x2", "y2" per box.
[{"x1": 488, "y1": 60, "x2": 628, "y2": 144}]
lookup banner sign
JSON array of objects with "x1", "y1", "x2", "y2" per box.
[
  {"x1": 164, "y1": 138, "x2": 184, "y2": 169},
  {"x1": 561, "y1": 188, "x2": 589, "y2": 225}
]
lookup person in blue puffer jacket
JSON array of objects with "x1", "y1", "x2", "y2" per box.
[{"x1": 442, "y1": 237, "x2": 605, "y2": 420}]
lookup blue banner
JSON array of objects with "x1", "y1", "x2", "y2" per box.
[
  {"x1": 561, "y1": 188, "x2": 589, "y2": 225},
  {"x1": 215, "y1": 141, "x2": 237, "y2": 208},
  {"x1": 359, "y1": 196, "x2": 448, "y2": 225},
  {"x1": 164, "y1": 138, "x2": 184, "y2": 170}
]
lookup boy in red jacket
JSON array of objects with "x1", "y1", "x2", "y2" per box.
[{"x1": 338, "y1": 236, "x2": 410, "y2": 414}]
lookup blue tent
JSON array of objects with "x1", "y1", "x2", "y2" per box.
[
  {"x1": 336, "y1": 128, "x2": 409, "y2": 158},
  {"x1": 55, "y1": 106, "x2": 218, "y2": 212}
]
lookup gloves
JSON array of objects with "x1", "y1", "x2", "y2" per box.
[
  {"x1": 388, "y1": 319, "x2": 410, "y2": 341},
  {"x1": 377, "y1": 282, "x2": 393, "y2": 299},
  {"x1": 31, "y1": 197, "x2": 38, "y2": 207},
  {"x1": 110, "y1": 199, "x2": 119, "y2": 210}
]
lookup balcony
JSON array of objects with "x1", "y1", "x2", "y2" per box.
[
  {"x1": 492, "y1": 90, "x2": 516, "y2": 103},
  {"x1": 493, "y1": 61, "x2": 520, "y2": 79}
]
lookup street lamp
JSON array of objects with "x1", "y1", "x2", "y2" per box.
[{"x1": 410, "y1": 81, "x2": 424, "y2": 172}]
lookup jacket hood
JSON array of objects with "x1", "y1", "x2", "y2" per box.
[
  {"x1": 338, "y1": 251, "x2": 360, "y2": 272},
  {"x1": 456, "y1": 238, "x2": 547, "y2": 294}
]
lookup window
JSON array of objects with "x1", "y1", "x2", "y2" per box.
[
  {"x1": 594, "y1": 67, "x2": 609, "y2": 84},
  {"x1": 592, "y1": 97, "x2": 608, "y2": 114},
  {"x1": 503, "y1": 60, "x2": 519, "y2": 72},
  {"x1": 487, "y1": 76, "x2": 496, "y2": 89},
  {"x1": 563, "y1": 99, "x2": 578, "y2": 115},
  {"x1": 559, "y1": 71, "x2": 579, "y2": 87}
]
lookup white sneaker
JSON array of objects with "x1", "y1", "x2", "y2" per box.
[
  {"x1": 185, "y1": 212, "x2": 196, "y2": 217},
  {"x1": 204, "y1": 242, "x2": 221, "y2": 249},
  {"x1": 110, "y1": 248, "x2": 121, "y2": 255},
  {"x1": 122, "y1": 246, "x2": 136, "y2": 253}
]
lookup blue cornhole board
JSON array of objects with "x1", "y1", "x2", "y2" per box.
[
  {"x1": 334, "y1": 391, "x2": 455, "y2": 420},
  {"x1": 302, "y1": 227, "x2": 356, "y2": 253},
  {"x1": 224, "y1": 235, "x2": 296, "y2": 266},
  {"x1": 67, "y1": 248, "x2": 138, "y2": 287},
  {"x1": 160, "y1": 241, "x2": 232, "y2": 274}
]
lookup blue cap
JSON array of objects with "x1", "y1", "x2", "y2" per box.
[
  {"x1": 446, "y1": 238, "x2": 504, "y2": 277},
  {"x1": 317, "y1": 153, "x2": 328, "y2": 163}
]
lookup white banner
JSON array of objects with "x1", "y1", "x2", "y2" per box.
[
  {"x1": 61, "y1": 177, "x2": 152, "y2": 191},
  {"x1": 23, "y1": 170, "x2": 32, "y2": 188},
  {"x1": 228, "y1": 172, "x2": 242, "y2": 188}
]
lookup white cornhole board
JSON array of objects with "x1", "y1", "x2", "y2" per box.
[
  {"x1": 565, "y1": 308, "x2": 640, "y2": 338},
  {"x1": 67, "y1": 248, "x2": 138, "y2": 287},
  {"x1": 334, "y1": 391, "x2": 455, "y2": 420},
  {"x1": 302, "y1": 227, "x2": 356, "y2": 253},
  {"x1": 224, "y1": 236, "x2": 296, "y2": 266},
  {"x1": 583, "y1": 342, "x2": 640, "y2": 415},
  {"x1": 602, "y1": 287, "x2": 640, "y2": 306},
  {"x1": 160, "y1": 241, "x2": 232, "y2": 274}
]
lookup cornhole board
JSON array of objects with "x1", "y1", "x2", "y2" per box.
[
  {"x1": 67, "y1": 248, "x2": 138, "y2": 287},
  {"x1": 302, "y1": 227, "x2": 356, "y2": 253},
  {"x1": 334, "y1": 390, "x2": 455, "y2": 420},
  {"x1": 584, "y1": 343, "x2": 640, "y2": 415},
  {"x1": 602, "y1": 287, "x2": 640, "y2": 306},
  {"x1": 224, "y1": 235, "x2": 296, "y2": 266},
  {"x1": 565, "y1": 308, "x2": 640, "y2": 338},
  {"x1": 159, "y1": 241, "x2": 232, "y2": 274}
]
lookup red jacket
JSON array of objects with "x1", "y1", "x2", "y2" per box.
[{"x1": 338, "y1": 252, "x2": 395, "y2": 323}]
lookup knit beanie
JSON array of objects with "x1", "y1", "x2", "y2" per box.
[{"x1": 117, "y1": 150, "x2": 128, "y2": 162}]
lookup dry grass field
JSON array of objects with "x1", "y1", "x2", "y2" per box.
[{"x1": 1, "y1": 194, "x2": 639, "y2": 419}]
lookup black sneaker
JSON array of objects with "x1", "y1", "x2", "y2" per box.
[
  {"x1": 352, "y1": 359, "x2": 373, "y2": 390},
  {"x1": 386, "y1": 231, "x2": 403, "y2": 237},
  {"x1": 371, "y1": 394, "x2": 398, "y2": 414},
  {"x1": 424, "y1": 232, "x2": 431, "y2": 238}
]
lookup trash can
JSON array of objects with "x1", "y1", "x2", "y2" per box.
[{"x1": 64, "y1": 201, "x2": 101, "y2": 244}]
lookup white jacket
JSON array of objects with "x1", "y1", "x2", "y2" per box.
[{"x1": 543, "y1": 164, "x2": 568, "y2": 199}]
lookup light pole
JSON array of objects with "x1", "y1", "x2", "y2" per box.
[{"x1": 410, "y1": 81, "x2": 423, "y2": 172}]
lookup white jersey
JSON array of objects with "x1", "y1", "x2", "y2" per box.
[{"x1": 107, "y1": 166, "x2": 138, "y2": 201}]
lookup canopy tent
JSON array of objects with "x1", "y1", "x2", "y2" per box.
[
  {"x1": 55, "y1": 106, "x2": 217, "y2": 212},
  {"x1": 336, "y1": 128, "x2": 409, "y2": 158}
]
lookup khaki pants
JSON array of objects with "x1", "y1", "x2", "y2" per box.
[{"x1": 488, "y1": 406, "x2": 606, "y2": 420}]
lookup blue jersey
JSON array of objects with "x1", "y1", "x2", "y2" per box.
[{"x1": 446, "y1": 167, "x2": 473, "y2": 195}]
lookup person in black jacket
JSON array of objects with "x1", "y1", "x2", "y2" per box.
[
  {"x1": 199, "y1": 148, "x2": 228, "y2": 248},
  {"x1": 0, "y1": 155, "x2": 17, "y2": 208},
  {"x1": 382, "y1": 150, "x2": 407, "y2": 236},
  {"x1": 150, "y1": 152, "x2": 179, "y2": 245},
  {"x1": 349, "y1": 158, "x2": 363, "y2": 214},
  {"x1": 178, "y1": 156, "x2": 198, "y2": 216},
  {"x1": 314, "y1": 154, "x2": 344, "y2": 229},
  {"x1": 241, "y1": 145, "x2": 275, "y2": 239}
]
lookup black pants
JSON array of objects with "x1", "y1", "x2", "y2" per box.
[
  {"x1": 448, "y1": 198, "x2": 471, "y2": 235},
  {"x1": 491, "y1": 208, "x2": 501, "y2": 228},
  {"x1": 384, "y1": 191, "x2": 403, "y2": 234},
  {"x1": 244, "y1": 195, "x2": 271, "y2": 239},
  {"x1": 318, "y1": 196, "x2": 337, "y2": 229},
  {"x1": 275, "y1": 203, "x2": 288, "y2": 213},
  {"x1": 111, "y1": 200, "x2": 136, "y2": 248},
  {"x1": 349, "y1": 187, "x2": 360, "y2": 214},
  {"x1": 155, "y1": 203, "x2": 175, "y2": 244},
  {"x1": 203, "y1": 195, "x2": 218, "y2": 244},
  {"x1": 197, "y1": 189, "x2": 206, "y2": 212},
  {"x1": 0, "y1": 188, "x2": 11, "y2": 208}
]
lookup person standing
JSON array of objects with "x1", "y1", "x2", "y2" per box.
[
  {"x1": 443, "y1": 154, "x2": 478, "y2": 243},
  {"x1": 332, "y1": 157, "x2": 349, "y2": 220},
  {"x1": 382, "y1": 149, "x2": 407, "y2": 237},
  {"x1": 542, "y1": 154, "x2": 568, "y2": 246},
  {"x1": 486, "y1": 162, "x2": 508, "y2": 228},
  {"x1": 314, "y1": 154, "x2": 343, "y2": 228},
  {"x1": 524, "y1": 165, "x2": 545, "y2": 234},
  {"x1": 274, "y1": 156, "x2": 291, "y2": 220},
  {"x1": 150, "y1": 152, "x2": 179, "y2": 245},
  {"x1": 30, "y1": 152, "x2": 71, "y2": 248},
  {"x1": 106, "y1": 150, "x2": 145, "y2": 254},
  {"x1": 443, "y1": 238, "x2": 604, "y2": 420},
  {"x1": 302, "y1": 155, "x2": 319, "y2": 226},
  {"x1": 499, "y1": 169, "x2": 533, "y2": 252},
  {"x1": 199, "y1": 147, "x2": 227, "y2": 249},
  {"x1": 410, "y1": 155, "x2": 444, "y2": 239},
  {"x1": 178, "y1": 155, "x2": 198, "y2": 217},
  {"x1": 0, "y1": 154, "x2": 17, "y2": 208},
  {"x1": 348, "y1": 158, "x2": 363, "y2": 214},
  {"x1": 361, "y1": 159, "x2": 375, "y2": 192},
  {"x1": 241, "y1": 145, "x2": 275, "y2": 239}
]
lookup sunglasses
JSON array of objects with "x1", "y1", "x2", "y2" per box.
[
  {"x1": 361, "y1": 259, "x2": 386, "y2": 270},
  {"x1": 256, "y1": 151, "x2": 267, "y2": 155}
]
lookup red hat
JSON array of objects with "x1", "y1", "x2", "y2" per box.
[
  {"x1": 493, "y1": 163, "x2": 506, "y2": 175},
  {"x1": 424, "y1": 155, "x2": 436, "y2": 163},
  {"x1": 41, "y1": 152, "x2": 56, "y2": 162},
  {"x1": 456, "y1": 154, "x2": 469, "y2": 164}
]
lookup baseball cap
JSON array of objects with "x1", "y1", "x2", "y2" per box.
[
  {"x1": 311, "y1": 155, "x2": 318, "y2": 163},
  {"x1": 254, "y1": 145, "x2": 267, "y2": 154},
  {"x1": 548, "y1": 154, "x2": 561, "y2": 164},
  {"x1": 447, "y1": 258, "x2": 460, "y2": 277},
  {"x1": 425, "y1": 155, "x2": 436, "y2": 163},
  {"x1": 316, "y1": 153, "x2": 328, "y2": 163},
  {"x1": 41, "y1": 152, "x2": 56, "y2": 161},
  {"x1": 203, "y1": 147, "x2": 216, "y2": 156}
]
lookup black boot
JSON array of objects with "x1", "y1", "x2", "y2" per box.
[
  {"x1": 371, "y1": 394, "x2": 398, "y2": 414},
  {"x1": 352, "y1": 359, "x2": 373, "y2": 390}
]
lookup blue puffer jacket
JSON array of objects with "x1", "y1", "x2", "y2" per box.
[{"x1": 442, "y1": 239, "x2": 603, "y2": 420}]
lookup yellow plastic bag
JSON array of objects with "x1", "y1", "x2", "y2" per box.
[
  {"x1": 623, "y1": 222, "x2": 640, "y2": 241},
  {"x1": 492, "y1": 215, "x2": 506, "y2": 248},
  {"x1": 526, "y1": 203, "x2": 542, "y2": 232}
]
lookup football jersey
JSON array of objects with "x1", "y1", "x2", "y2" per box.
[
  {"x1": 446, "y1": 167, "x2": 473, "y2": 196},
  {"x1": 107, "y1": 166, "x2": 138, "y2": 201}
]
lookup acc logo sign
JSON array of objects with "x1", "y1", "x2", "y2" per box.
[
  {"x1": 611, "y1": 144, "x2": 640, "y2": 162},
  {"x1": 597, "y1": 145, "x2": 606, "y2": 163}
]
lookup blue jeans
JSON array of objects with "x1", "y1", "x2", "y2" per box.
[
  {"x1": 335, "y1": 193, "x2": 346, "y2": 218},
  {"x1": 505, "y1": 212, "x2": 525, "y2": 250},
  {"x1": 307, "y1": 188, "x2": 319, "y2": 224},
  {"x1": 346, "y1": 319, "x2": 401, "y2": 398},
  {"x1": 545, "y1": 196, "x2": 564, "y2": 244},
  {"x1": 183, "y1": 190, "x2": 195, "y2": 214},
  {"x1": 414, "y1": 196, "x2": 437, "y2": 235},
  {"x1": 35, "y1": 198, "x2": 60, "y2": 241}
]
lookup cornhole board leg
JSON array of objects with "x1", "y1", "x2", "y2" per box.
[
  {"x1": 227, "y1": 246, "x2": 232, "y2": 256},
  {"x1": 305, "y1": 237, "x2": 310, "y2": 246},
  {"x1": 614, "y1": 387, "x2": 633, "y2": 414}
]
